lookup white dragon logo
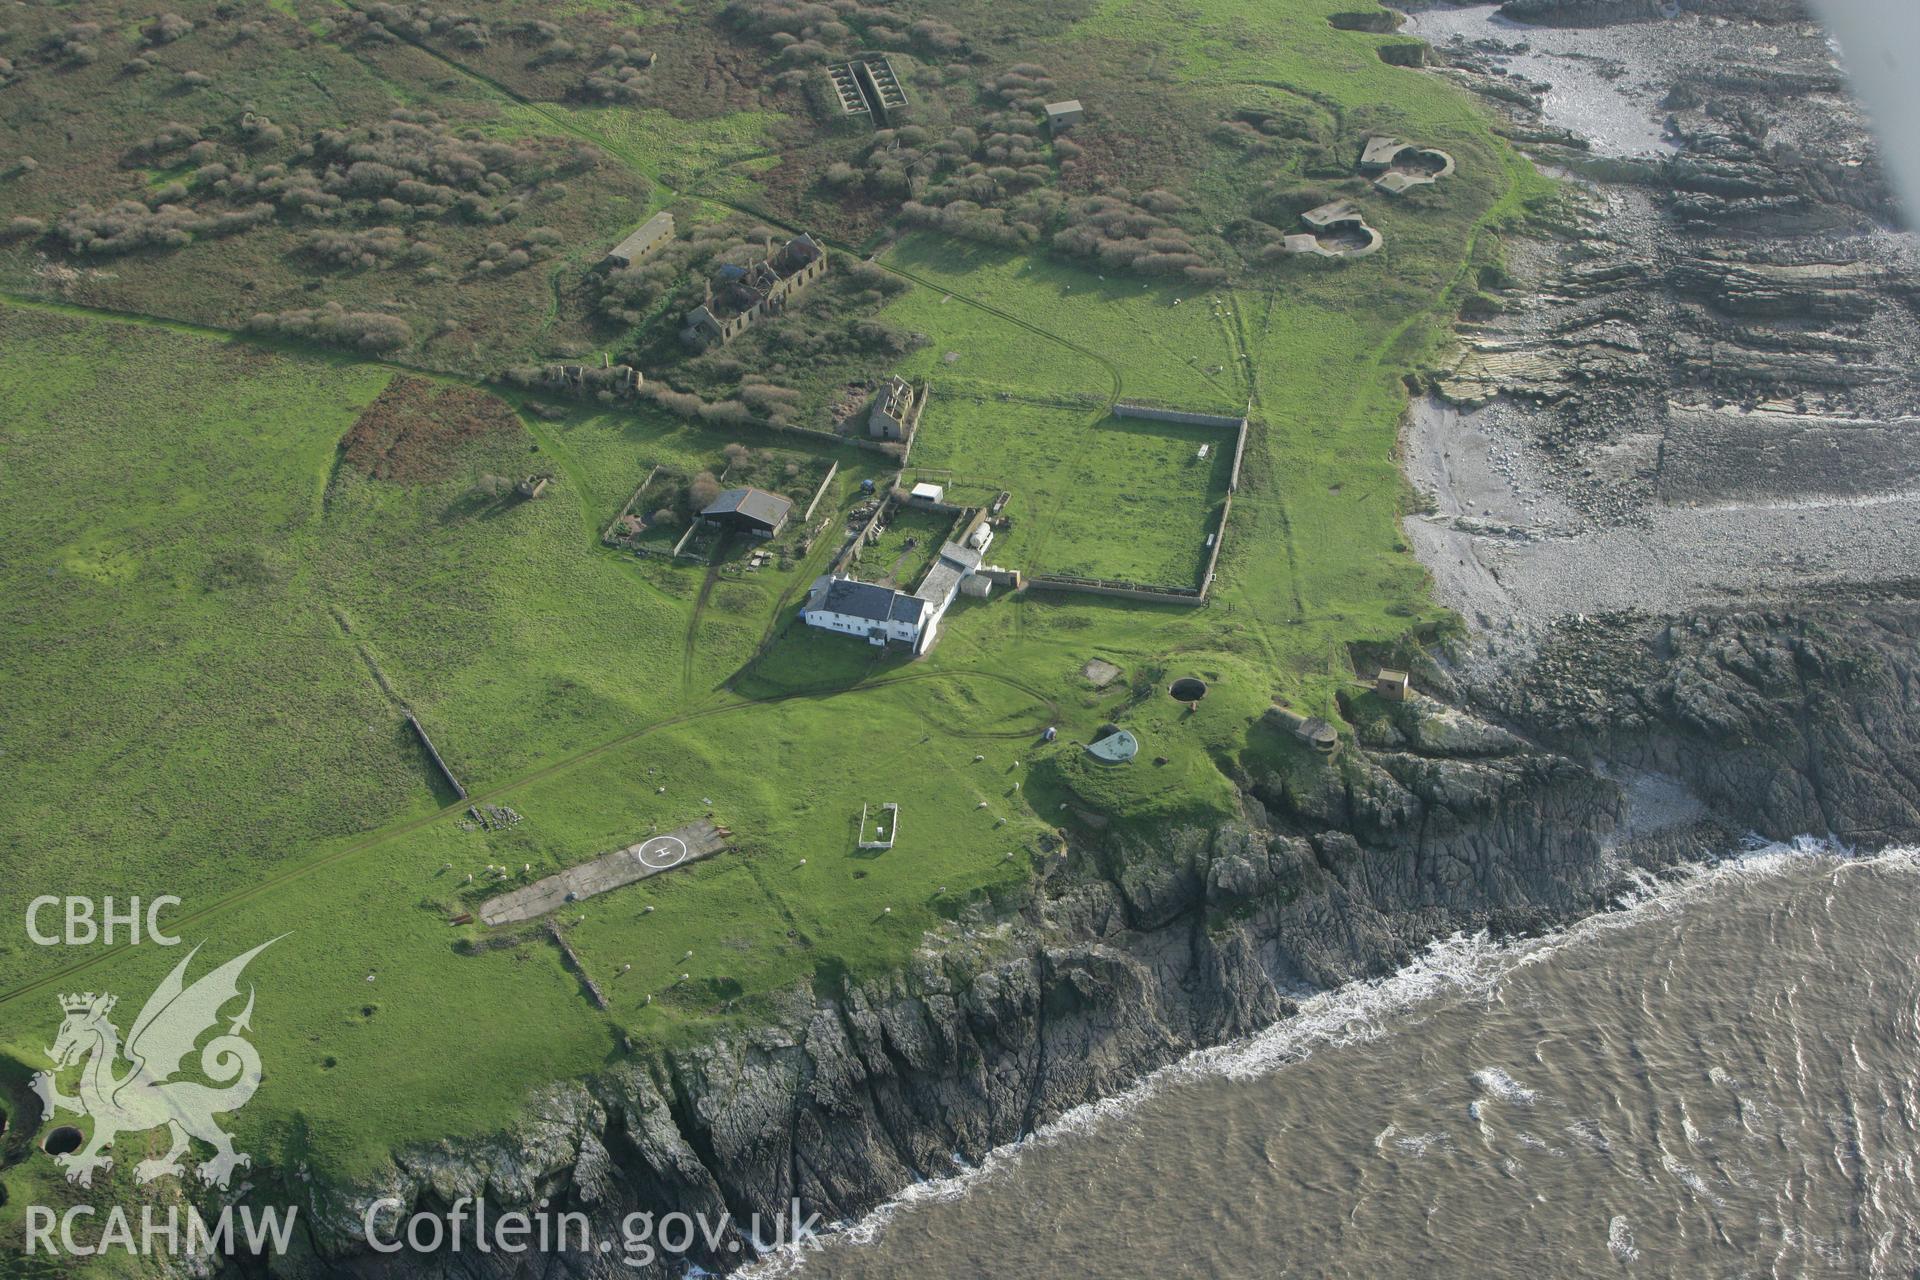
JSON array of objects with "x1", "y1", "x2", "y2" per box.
[{"x1": 31, "y1": 938, "x2": 279, "y2": 1190}]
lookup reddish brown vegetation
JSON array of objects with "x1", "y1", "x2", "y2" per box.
[{"x1": 340, "y1": 376, "x2": 521, "y2": 483}]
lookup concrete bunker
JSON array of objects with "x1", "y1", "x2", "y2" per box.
[
  {"x1": 43, "y1": 1125, "x2": 84, "y2": 1156},
  {"x1": 1283, "y1": 200, "x2": 1383, "y2": 258},
  {"x1": 1169, "y1": 676, "x2": 1209, "y2": 702},
  {"x1": 1359, "y1": 135, "x2": 1456, "y2": 194},
  {"x1": 1086, "y1": 726, "x2": 1139, "y2": 763},
  {"x1": 824, "y1": 55, "x2": 910, "y2": 127},
  {"x1": 1268, "y1": 704, "x2": 1339, "y2": 754}
]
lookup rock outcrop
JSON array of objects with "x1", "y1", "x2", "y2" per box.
[
  {"x1": 1497, "y1": 0, "x2": 1807, "y2": 25},
  {"x1": 229, "y1": 9, "x2": 1920, "y2": 1276},
  {"x1": 272, "y1": 603, "x2": 1920, "y2": 1277}
]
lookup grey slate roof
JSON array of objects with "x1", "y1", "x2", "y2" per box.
[
  {"x1": 820, "y1": 577, "x2": 900, "y2": 624},
  {"x1": 938, "y1": 542, "x2": 982, "y2": 572},
  {"x1": 889, "y1": 594, "x2": 927, "y2": 624},
  {"x1": 703, "y1": 486, "x2": 792, "y2": 527}
]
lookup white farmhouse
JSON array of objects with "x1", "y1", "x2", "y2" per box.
[
  {"x1": 802, "y1": 577, "x2": 930, "y2": 651},
  {"x1": 802, "y1": 541, "x2": 984, "y2": 656}
]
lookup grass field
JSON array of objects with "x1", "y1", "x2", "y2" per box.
[
  {"x1": 910, "y1": 399, "x2": 1235, "y2": 586},
  {"x1": 0, "y1": 0, "x2": 1553, "y2": 1242},
  {"x1": 852, "y1": 504, "x2": 957, "y2": 587}
]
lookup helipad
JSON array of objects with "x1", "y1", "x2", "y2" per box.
[
  {"x1": 634, "y1": 834, "x2": 689, "y2": 870},
  {"x1": 479, "y1": 819, "x2": 728, "y2": 925}
]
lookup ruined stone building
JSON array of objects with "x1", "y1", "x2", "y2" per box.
[
  {"x1": 682, "y1": 234, "x2": 828, "y2": 347},
  {"x1": 868, "y1": 375, "x2": 917, "y2": 441},
  {"x1": 540, "y1": 362, "x2": 644, "y2": 398}
]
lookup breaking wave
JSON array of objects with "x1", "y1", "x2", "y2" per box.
[{"x1": 744, "y1": 835, "x2": 1915, "y2": 1275}]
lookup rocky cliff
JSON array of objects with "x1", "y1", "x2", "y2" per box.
[
  {"x1": 249, "y1": 7, "x2": 1920, "y2": 1275},
  {"x1": 265, "y1": 594, "x2": 1920, "y2": 1277}
]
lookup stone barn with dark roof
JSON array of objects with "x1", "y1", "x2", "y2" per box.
[{"x1": 701, "y1": 486, "x2": 793, "y2": 538}]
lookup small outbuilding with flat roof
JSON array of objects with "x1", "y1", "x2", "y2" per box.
[{"x1": 1045, "y1": 100, "x2": 1083, "y2": 134}]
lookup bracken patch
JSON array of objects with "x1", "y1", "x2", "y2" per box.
[{"x1": 340, "y1": 375, "x2": 522, "y2": 483}]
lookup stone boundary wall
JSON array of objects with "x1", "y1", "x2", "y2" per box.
[
  {"x1": 1198, "y1": 491, "x2": 1233, "y2": 598},
  {"x1": 547, "y1": 922, "x2": 609, "y2": 1010},
  {"x1": 1112, "y1": 401, "x2": 1246, "y2": 429},
  {"x1": 603, "y1": 464, "x2": 661, "y2": 544},
  {"x1": 831, "y1": 479, "x2": 902, "y2": 574},
  {"x1": 1025, "y1": 576, "x2": 1208, "y2": 606},
  {"x1": 405, "y1": 710, "x2": 466, "y2": 799},
  {"x1": 895, "y1": 381, "x2": 931, "y2": 467},
  {"x1": 1112, "y1": 398, "x2": 1251, "y2": 490},
  {"x1": 1027, "y1": 490, "x2": 1232, "y2": 604},
  {"x1": 801, "y1": 460, "x2": 840, "y2": 523}
]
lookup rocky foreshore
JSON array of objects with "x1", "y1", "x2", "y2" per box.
[
  {"x1": 279, "y1": 593, "x2": 1920, "y2": 1278},
  {"x1": 247, "y1": 5, "x2": 1920, "y2": 1275}
]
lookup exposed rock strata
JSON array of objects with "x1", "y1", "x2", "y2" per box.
[
  {"x1": 234, "y1": 9, "x2": 1920, "y2": 1277},
  {"x1": 274, "y1": 597, "x2": 1920, "y2": 1277},
  {"x1": 1497, "y1": 0, "x2": 1807, "y2": 25}
]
